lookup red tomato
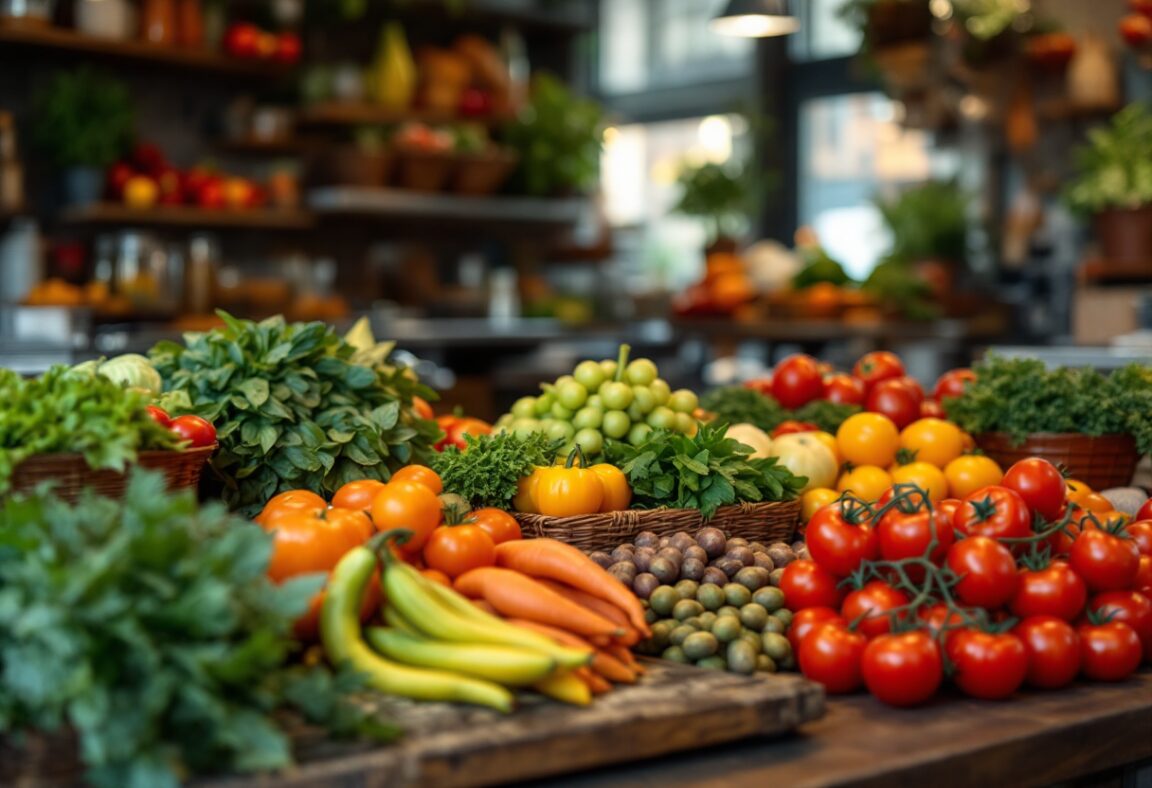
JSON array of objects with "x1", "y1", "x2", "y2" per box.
[
  {"x1": 771, "y1": 419, "x2": 821, "y2": 437},
  {"x1": 805, "y1": 503, "x2": 879, "y2": 578},
  {"x1": 892, "y1": 376, "x2": 925, "y2": 406},
  {"x1": 919, "y1": 399, "x2": 946, "y2": 419},
  {"x1": 877, "y1": 507, "x2": 954, "y2": 568},
  {"x1": 865, "y1": 378, "x2": 921, "y2": 429},
  {"x1": 771, "y1": 354, "x2": 825, "y2": 409},
  {"x1": 840, "y1": 581, "x2": 909, "y2": 639},
  {"x1": 435, "y1": 415, "x2": 493, "y2": 452},
  {"x1": 798, "y1": 621, "x2": 867, "y2": 694},
  {"x1": 933, "y1": 367, "x2": 977, "y2": 401},
  {"x1": 919, "y1": 603, "x2": 964, "y2": 641},
  {"x1": 423, "y1": 524, "x2": 496, "y2": 578},
  {"x1": 169, "y1": 414, "x2": 217, "y2": 447},
  {"x1": 274, "y1": 31, "x2": 302, "y2": 64},
  {"x1": 780, "y1": 560, "x2": 847, "y2": 611},
  {"x1": 224, "y1": 22, "x2": 262, "y2": 58},
  {"x1": 1127, "y1": 520, "x2": 1152, "y2": 556},
  {"x1": 469, "y1": 507, "x2": 523, "y2": 544},
  {"x1": 954, "y1": 486, "x2": 1032, "y2": 541},
  {"x1": 1136, "y1": 555, "x2": 1152, "y2": 597},
  {"x1": 1136, "y1": 499, "x2": 1152, "y2": 523},
  {"x1": 1132, "y1": 0, "x2": 1152, "y2": 18},
  {"x1": 1069, "y1": 529, "x2": 1141, "y2": 592},
  {"x1": 1089, "y1": 591, "x2": 1152, "y2": 662},
  {"x1": 946, "y1": 629, "x2": 1028, "y2": 700},
  {"x1": 1009, "y1": 561, "x2": 1087, "y2": 622},
  {"x1": 824, "y1": 374, "x2": 865, "y2": 406},
  {"x1": 1002, "y1": 458, "x2": 1066, "y2": 523},
  {"x1": 411, "y1": 395, "x2": 435, "y2": 421},
  {"x1": 145, "y1": 405, "x2": 171, "y2": 427},
  {"x1": 936, "y1": 498, "x2": 962, "y2": 524},
  {"x1": 1120, "y1": 13, "x2": 1152, "y2": 46},
  {"x1": 787, "y1": 607, "x2": 846, "y2": 653},
  {"x1": 1012, "y1": 616, "x2": 1081, "y2": 689},
  {"x1": 853, "y1": 351, "x2": 905, "y2": 392},
  {"x1": 861, "y1": 631, "x2": 943, "y2": 707},
  {"x1": 105, "y1": 160, "x2": 136, "y2": 199},
  {"x1": 1078, "y1": 621, "x2": 1143, "y2": 681},
  {"x1": 743, "y1": 377, "x2": 773, "y2": 395},
  {"x1": 946, "y1": 537, "x2": 1019, "y2": 609}
]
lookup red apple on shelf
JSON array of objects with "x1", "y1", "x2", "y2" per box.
[
  {"x1": 1120, "y1": 14, "x2": 1152, "y2": 47},
  {"x1": 275, "y1": 32, "x2": 301, "y2": 64},
  {"x1": 105, "y1": 161, "x2": 136, "y2": 199},
  {"x1": 224, "y1": 22, "x2": 262, "y2": 58}
]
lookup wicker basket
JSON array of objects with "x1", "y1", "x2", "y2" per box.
[
  {"x1": 9, "y1": 445, "x2": 216, "y2": 502},
  {"x1": 514, "y1": 500, "x2": 801, "y2": 554},
  {"x1": 976, "y1": 432, "x2": 1140, "y2": 491}
]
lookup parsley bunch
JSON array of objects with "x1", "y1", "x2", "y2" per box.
[
  {"x1": 605, "y1": 421, "x2": 806, "y2": 519},
  {"x1": 432, "y1": 431, "x2": 562, "y2": 509},
  {"x1": 0, "y1": 366, "x2": 179, "y2": 493},
  {"x1": 0, "y1": 470, "x2": 396, "y2": 787},
  {"x1": 151, "y1": 312, "x2": 440, "y2": 515},
  {"x1": 944, "y1": 356, "x2": 1152, "y2": 454}
]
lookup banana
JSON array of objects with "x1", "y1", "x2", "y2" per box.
[
  {"x1": 383, "y1": 604, "x2": 422, "y2": 636},
  {"x1": 385, "y1": 562, "x2": 591, "y2": 669},
  {"x1": 366, "y1": 627, "x2": 557, "y2": 686},
  {"x1": 533, "y1": 671, "x2": 592, "y2": 707}
]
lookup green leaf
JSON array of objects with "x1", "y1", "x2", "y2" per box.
[{"x1": 238, "y1": 378, "x2": 270, "y2": 408}]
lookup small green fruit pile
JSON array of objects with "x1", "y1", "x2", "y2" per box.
[{"x1": 494, "y1": 344, "x2": 698, "y2": 458}]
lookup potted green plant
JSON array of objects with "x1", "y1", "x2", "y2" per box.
[
  {"x1": 672, "y1": 161, "x2": 753, "y2": 254},
  {"x1": 874, "y1": 178, "x2": 969, "y2": 300},
  {"x1": 503, "y1": 72, "x2": 603, "y2": 197},
  {"x1": 30, "y1": 68, "x2": 134, "y2": 206},
  {"x1": 1064, "y1": 102, "x2": 1152, "y2": 270}
]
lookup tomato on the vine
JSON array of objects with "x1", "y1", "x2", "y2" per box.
[
  {"x1": 946, "y1": 629, "x2": 1028, "y2": 700},
  {"x1": 1009, "y1": 561, "x2": 1087, "y2": 622},
  {"x1": 866, "y1": 379, "x2": 921, "y2": 430},
  {"x1": 920, "y1": 400, "x2": 947, "y2": 419},
  {"x1": 806, "y1": 500, "x2": 879, "y2": 577},
  {"x1": 1126, "y1": 520, "x2": 1152, "y2": 556},
  {"x1": 861, "y1": 631, "x2": 943, "y2": 707},
  {"x1": 146, "y1": 404, "x2": 171, "y2": 427},
  {"x1": 1089, "y1": 591, "x2": 1152, "y2": 662},
  {"x1": 469, "y1": 507, "x2": 522, "y2": 544},
  {"x1": 1012, "y1": 616, "x2": 1081, "y2": 689},
  {"x1": 1135, "y1": 555, "x2": 1152, "y2": 598},
  {"x1": 853, "y1": 351, "x2": 905, "y2": 391},
  {"x1": 919, "y1": 603, "x2": 964, "y2": 641},
  {"x1": 877, "y1": 505, "x2": 954, "y2": 568},
  {"x1": 787, "y1": 607, "x2": 846, "y2": 652},
  {"x1": 798, "y1": 621, "x2": 867, "y2": 694},
  {"x1": 423, "y1": 524, "x2": 496, "y2": 578},
  {"x1": 1002, "y1": 458, "x2": 1066, "y2": 524},
  {"x1": 1136, "y1": 499, "x2": 1152, "y2": 523},
  {"x1": 1078, "y1": 621, "x2": 1143, "y2": 681},
  {"x1": 824, "y1": 373, "x2": 866, "y2": 406},
  {"x1": 933, "y1": 368, "x2": 977, "y2": 402},
  {"x1": 936, "y1": 498, "x2": 962, "y2": 525},
  {"x1": 841, "y1": 581, "x2": 909, "y2": 639},
  {"x1": 780, "y1": 560, "x2": 847, "y2": 611},
  {"x1": 954, "y1": 486, "x2": 1032, "y2": 541},
  {"x1": 890, "y1": 462, "x2": 949, "y2": 503},
  {"x1": 1068, "y1": 528, "x2": 1140, "y2": 592},
  {"x1": 772, "y1": 354, "x2": 825, "y2": 409},
  {"x1": 169, "y1": 414, "x2": 217, "y2": 447},
  {"x1": 946, "y1": 536, "x2": 1019, "y2": 609},
  {"x1": 370, "y1": 480, "x2": 443, "y2": 553}
]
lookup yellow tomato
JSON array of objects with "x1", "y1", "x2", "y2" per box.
[
  {"x1": 836, "y1": 465, "x2": 893, "y2": 502},
  {"x1": 836, "y1": 412, "x2": 900, "y2": 468},
  {"x1": 891, "y1": 461, "x2": 949, "y2": 502},
  {"x1": 801, "y1": 487, "x2": 841, "y2": 521},
  {"x1": 809, "y1": 431, "x2": 840, "y2": 464},
  {"x1": 769, "y1": 432, "x2": 839, "y2": 492},
  {"x1": 1065, "y1": 479, "x2": 1093, "y2": 504},
  {"x1": 1079, "y1": 491, "x2": 1113, "y2": 514},
  {"x1": 943, "y1": 455, "x2": 1003, "y2": 499},
  {"x1": 960, "y1": 431, "x2": 976, "y2": 452},
  {"x1": 899, "y1": 418, "x2": 965, "y2": 469}
]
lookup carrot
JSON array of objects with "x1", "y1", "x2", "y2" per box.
[
  {"x1": 506, "y1": 619, "x2": 634, "y2": 685},
  {"x1": 534, "y1": 578, "x2": 640, "y2": 646},
  {"x1": 494, "y1": 539, "x2": 651, "y2": 636},
  {"x1": 581, "y1": 669, "x2": 613, "y2": 695},
  {"x1": 454, "y1": 567, "x2": 624, "y2": 639},
  {"x1": 589, "y1": 649, "x2": 636, "y2": 684},
  {"x1": 604, "y1": 643, "x2": 640, "y2": 670}
]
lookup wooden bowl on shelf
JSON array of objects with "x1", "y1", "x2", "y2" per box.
[
  {"x1": 395, "y1": 148, "x2": 455, "y2": 192},
  {"x1": 452, "y1": 149, "x2": 518, "y2": 196}
]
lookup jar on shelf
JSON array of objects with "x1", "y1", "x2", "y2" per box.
[
  {"x1": 75, "y1": 0, "x2": 134, "y2": 39},
  {"x1": 176, "y1": 0, "x2": 203, "y2": 48},
  {"x1": 140, "y1": 0, "x2": 176, "y2": 46}
]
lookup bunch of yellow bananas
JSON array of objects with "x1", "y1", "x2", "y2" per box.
[{"x1": 321, "y1": 537, "x2": 595, "y2": 712}]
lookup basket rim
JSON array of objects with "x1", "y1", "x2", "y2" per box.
[
  {"x1": 14, "y1": 444, "x2": 218, "y2": 466},
  {"x1": 975, "y1": 431, "x2": 1136, "y2": 443}
]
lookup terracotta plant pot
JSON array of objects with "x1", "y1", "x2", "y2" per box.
[
  {"x1": 1094, "y1": 206, "x2": 1152, "y2": 267},
  {"x1": 976, "y1": 432, "x2": 1140, "y2": 490}
]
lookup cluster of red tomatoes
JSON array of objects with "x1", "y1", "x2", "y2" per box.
[
  {"x1": 146, "y1": 405, "x2": 217, "y2": 447},
  {"x1": 746, "y1": 351, "x2": 974, "y2": 430},
  {"x1": 779, "y1": 456, "x2": 1151, "y2": 707}
]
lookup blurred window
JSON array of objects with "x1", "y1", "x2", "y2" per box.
[{"x1": 791, "y1": 0, "x2": 861, "y2": 61}]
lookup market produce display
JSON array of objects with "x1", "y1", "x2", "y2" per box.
[{"x1": 151, "y1": 313, "x2": 440, "y2": 515}]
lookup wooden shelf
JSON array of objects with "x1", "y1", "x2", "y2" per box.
[
  {"x1": 1036, "y1": 99, "x2": 1123, "y2": 121},
  {"x1": 308, "y1": 187, "x2": 584, "y2": 226},
  {"x1": 1079, "y1": 260, "x2": 1152, "y2": 284},
  {"x1": 215, "y1": 138, "x2": 313, "y2": 157},
  {"x1": 62, "y1": 203, "x2": 316, "y2": 230},
  {"x1": 298, "y1": 102, "x2": 513, "y2": 128},
  {"x1": 0, "y1": 20, "x2": 293, "y2": 78}
]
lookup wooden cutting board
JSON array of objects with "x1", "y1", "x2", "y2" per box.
[{"x1": 214, "y1": 663, "x2": 825, "y2": 788}]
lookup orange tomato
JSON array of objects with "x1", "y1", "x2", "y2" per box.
[
  {"x1": 891, "y1": 461, "x2": 949, "y2": 502},
  {"x1": 422, "y1": 524, "x2": 496, "y2": 578},
  {"x1": 390, "y1": 464, "x2": 443, "y2": 495},
  {"x1": 469, "y1": 507, "x2": 522, "y2": 544},
  {"x1": 836, "y1": 465, "x2": 893, "y2": 502},
  {"x1": 1079, "y1": 491, "x2": 1113, "y2": 514},
  {"x1": 257, "y1": 489, "x2": 327, "y2": 523},
  {"x1": 801, "y1": 487, "x2": 840, "y2": 521},
  {"x1": 899, "y1": 418, "x2": 965, "y2": 469},
  {"x1": 421, "y1": 567, "x2": 453, "y2": 587},
  {"x1": 1065, "y1": 479, "x2": 1093, "y2": 504},
  {"x1": 331, "y1": 479, "x2": 387, "y2": 512},
  {"x1": 836, "y1": 412, "x2": 900, "y2": 468},
  {"x1": 261, "y1": 506, "x2": 377, "y2": 640},
  {"x1": 370, "y1": 480, "x2": 443, "y2": 552},
  {"x1": 412, "y1": 395, "x2": 435, "y2": 421}
]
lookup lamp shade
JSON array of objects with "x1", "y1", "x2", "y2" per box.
[{"x1": 710, "y1": 0, "x2": 800, "y2": 38}]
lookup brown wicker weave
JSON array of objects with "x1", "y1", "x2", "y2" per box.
[
  {"x1": 976, "y1": 432, "x2": 1140, "y2": 491},
  {"x1": 8, "y1": 445, "x2": 216, "y2": 502},
  {"x1": 0, "y1": 729, "x2": 82, "y2": 786},
  {"x1": 514, "y1": 499, "x2": 801, "y2": 554}
]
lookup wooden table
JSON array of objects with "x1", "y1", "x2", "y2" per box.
[{"x1": 530, "y1": 672, "x2": 1152, "y2": 788}]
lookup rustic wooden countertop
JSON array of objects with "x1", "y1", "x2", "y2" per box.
[{"x1": 531, "y1": 671, "x2": 1152, "y2": 788}]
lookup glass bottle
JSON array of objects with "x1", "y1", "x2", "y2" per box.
[{"x1": 141, "y1": 0, "x2": 176, "y2": 46}]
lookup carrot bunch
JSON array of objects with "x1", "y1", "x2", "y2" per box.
[{"x1": 452, "y1": 538, "x2": 651, "y2": 700}]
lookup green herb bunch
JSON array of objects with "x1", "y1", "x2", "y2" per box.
[
  {"x1": 700, "y1": 386, "x2": 861, "y2": 434},
  {"x1": 1065, "y1": 102, "x2": 1152, "y2": 214},
  {"x1": 31, "y1": 67, "x2": 134, "y2": 168},
  {"x1": 432, "y1": 431, "x2": 563, "y2": 509},
  {"x1": 150, "y1": 312, "x2": 440, "y2": 516},
  {"x1": 0, "y1": 366, "x2": 179, "y2": 493},
  {"x1": 0, "y1": 470, "x2": 396, "y2": 788},
  {"x1": 943, "y1": 356, "x2": 1152, "y2": 454},
  {"x1": 875, "y1": 178, "x2": 969, "y2": 265},
  {"x1": 605, "y1": 421, "x2": 806, "y2": 519}
]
